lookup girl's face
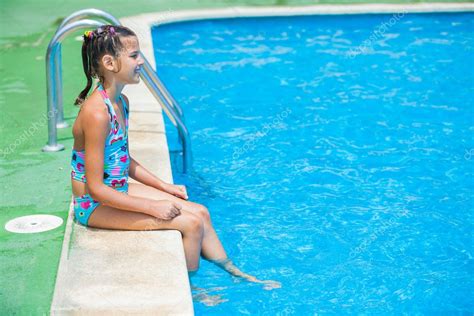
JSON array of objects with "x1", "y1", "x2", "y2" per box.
[{"x1": 113, "y1": 36, "x2": 144, "y2": 84}]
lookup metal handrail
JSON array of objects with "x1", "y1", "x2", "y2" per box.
[
  {"x1": 43, "y1": 19, "x2": 104, "y2": 152},
  {"x1": 144, "y1": 59, "x2": 184, "y2": 117},
  {"x1": 140, "y1": 61, "x2": 192, "y2": 171},
  {"x1": 53, "y1": 9, "x2": 121, "y2": 128},
  {"x1": 43, "y1": 8, "x2": 192, "y2": 172}
]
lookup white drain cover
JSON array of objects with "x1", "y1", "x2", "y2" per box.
[{"x1": 5, "y1": 215, "x2": 63, "y2": 233}]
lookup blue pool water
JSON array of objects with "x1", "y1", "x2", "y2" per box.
[{"x1": 151, "y1": 13, "x2": 474, "y2": 314}]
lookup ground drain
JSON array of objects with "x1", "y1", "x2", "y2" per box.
[{"x1": 5, "y1": 215, "x2": 63, "y2": 233}]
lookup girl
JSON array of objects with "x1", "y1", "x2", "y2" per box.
[{"x1": 71, "y1": 24, "x2": 280, "y2": 291}]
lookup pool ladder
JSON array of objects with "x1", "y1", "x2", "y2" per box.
[{"x1": 43, "y1": 8, "x2": 192, "y2": 173}]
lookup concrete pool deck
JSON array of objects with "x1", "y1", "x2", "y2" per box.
[{"x1": 50, "y1": 3, "x2": 473, "y2": 314}]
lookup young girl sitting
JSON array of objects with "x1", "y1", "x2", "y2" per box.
[{"x1": 71, "y1": 24, "x2": 280, "y2": 290}]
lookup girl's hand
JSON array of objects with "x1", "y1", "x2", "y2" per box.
[
  {"x1": 162, "y1": 183, "x2": 188, "y2": 200},
  {"x1": 148, "y1": 200, "x2": 182, "y2": 221}
]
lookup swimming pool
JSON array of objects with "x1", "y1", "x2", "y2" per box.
[{"x1": 152, "y1": 12, "x2": 473, "y2": 314}]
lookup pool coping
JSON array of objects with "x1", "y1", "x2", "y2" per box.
[{"x1": 121, "y1": 3, "x2": 474, "y2": 39}]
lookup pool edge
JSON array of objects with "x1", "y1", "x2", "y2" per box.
[{"x1": 121, "y1": 3, "x2": 474, "y2": 32}]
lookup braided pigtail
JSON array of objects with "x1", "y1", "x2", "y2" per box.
[{"x1": 74, "y1": 32, "x2": 94, "y2": 106}]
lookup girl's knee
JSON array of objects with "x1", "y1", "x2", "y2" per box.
[
  {"x1": 195, "y1": 204, "x2": 211, "y2": 223},
  {"x1": 183, "y1": 213, "x2": 204, "y2": 237}
]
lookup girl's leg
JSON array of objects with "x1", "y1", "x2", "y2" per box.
[
  {"x1": 127, "y1": 183, "x2": 228, "y2": 261},
  {"x1": 87, "y1": 203, "x2": 204, "y2": 271},
  {"x1": 126, "y1": 183, "x2": 281, "y2": 289}
]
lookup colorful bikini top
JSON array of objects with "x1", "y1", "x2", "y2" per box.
[{"x1": 71, "y1": 82, "x2": 130, "y2": 193}]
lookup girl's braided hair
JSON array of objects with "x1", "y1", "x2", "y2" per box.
[{"x1": 74, "y1": 25, "x2": 136, "y2": 106}]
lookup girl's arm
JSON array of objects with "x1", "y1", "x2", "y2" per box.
[
  {"x1": 129, "y1": 157, "x2": 188, "y2": 200},
  {"x1": 82, "y1": 104, "x2": 181, "y2": 220},
  {"x1": 129, "y1": 157, "x2": 166, "y2": 190},
  {"x1": 122, "y1": 94, "x2": 187, "y2": 200}
]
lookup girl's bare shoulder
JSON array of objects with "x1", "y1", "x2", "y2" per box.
[{"x1": 80, "y1": 92, "x2": 110, "y2": 125}]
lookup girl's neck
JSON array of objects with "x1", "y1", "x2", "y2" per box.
[{"x1": 99, "y1": 81, "x2": 124, "y2": 104}]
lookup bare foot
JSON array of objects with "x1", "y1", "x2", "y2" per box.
[
  {"x1": 242, "y1": 275, "x2": 281, "y2": 290},
  {"x1": 261, "y1": 280, "x2": 282, "y2": 290},
  {"x1": 208, "y1": 258, "x2": 282, "y2": 290}
]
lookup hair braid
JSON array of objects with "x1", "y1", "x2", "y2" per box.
[{"x1": 74, "y1": 37, "x2": 93, "y2": 106}]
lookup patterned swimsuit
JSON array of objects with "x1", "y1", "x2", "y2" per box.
[{"x1": 71, "y1": 82, "x2": 130, "y2": 226}]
